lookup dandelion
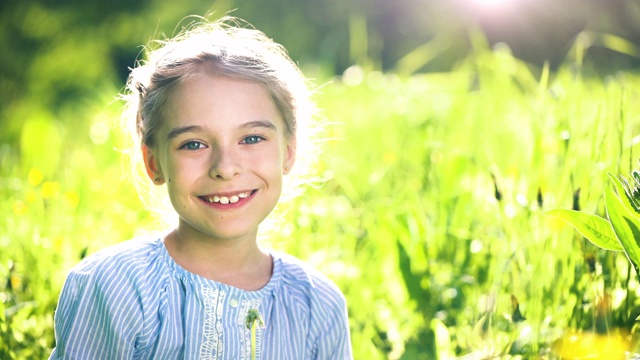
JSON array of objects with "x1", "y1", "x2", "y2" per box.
[
  {"x1": 382, "y1": 151, "x2": 397, "y2": 165},
  {"x1": 25, "y1": 189, "x2": 37, "y2": 203},
  {"x1": 10, "y1": 275, "x2": 22, "y2": 291},
  {"x1": 245, "y1": 308, "x2": 265, "y2": 360},
  {"x1": 27, "y1": 168, "x2": 43, "y2": 187},
  {"x1": 53, "y1": 237, "x2": 64, "y2": 253},
  {"x1": 64, "y1": 191, "x2": 79, "y2": 208},
  {"x1": 12, "y1": 200, "x2": 27, "y2": 215},
  {"x1": 41, "y1": 181, "x2": 60, "y2": 199}
]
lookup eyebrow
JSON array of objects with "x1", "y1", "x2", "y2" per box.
[
  {"x1": 240, "y1": 120, "x2": 278, "y2": 131},
  {"x1": 166, "y1": 121, "x2": 277, "y2": 141},
  {"x1": 166, "y1": 125, "x2": 203, "y2": 141}
]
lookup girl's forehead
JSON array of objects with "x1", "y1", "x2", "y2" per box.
[
  {"x1": 171, "y1": 74, "x2": 276, "y2": 107},
  {"x1": 161, "y1": 75, "x2": 285, "y2": 131}
]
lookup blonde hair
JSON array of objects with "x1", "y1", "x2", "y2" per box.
[{"x1": 120, "y1": 16, "x2": 320, "y2": 226}]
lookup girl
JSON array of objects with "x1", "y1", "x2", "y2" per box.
[{"x1": 50, "y1": 16, "x2": 352, "y2": 359}]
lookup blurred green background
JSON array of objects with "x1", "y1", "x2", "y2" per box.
[{"x1": 2, "y1": 0, "x2": 640, "y2": 358}]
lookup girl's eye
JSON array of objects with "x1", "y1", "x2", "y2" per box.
[
  {"x1": 180, "y1": 141, "x2": 206, "y2": 150},
  {"x1": 241, "y1": 135, "x2": 264, "y2": 145}
]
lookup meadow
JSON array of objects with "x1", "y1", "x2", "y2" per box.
[{"x1": 2, "y1": 40, "x2": 640, "y2": 359}]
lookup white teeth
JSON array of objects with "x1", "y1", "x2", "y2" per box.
[{"x1": 204, "y1": 192, "x2": 250, "y2": 204}]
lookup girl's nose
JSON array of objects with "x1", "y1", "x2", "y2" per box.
[{"x1": 209, "y1": 148, "x2": 241, "y2": 180}]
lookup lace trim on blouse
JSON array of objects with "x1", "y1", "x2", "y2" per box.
[{"x1": 200, "y1": 287, "x2": 226, "y2": 359}]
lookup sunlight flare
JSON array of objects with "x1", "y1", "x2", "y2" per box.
[{"x1": 473, "y1": 0, "x2": 513, "y2": 7}]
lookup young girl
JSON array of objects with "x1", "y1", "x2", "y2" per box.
[{"x1": 50, "y1": 16, "x2": 352, "y2": 359}]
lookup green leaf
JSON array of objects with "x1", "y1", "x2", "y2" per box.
[
  {"x1": 612, "y1": 174, "x2": 640, "y2": 215},
  {"x1": 611, "y1": 173, "x2": 640, "y2": 215},
  {"x1": 604, "y1": 180, "x2": 640, "y2": 277},
  {"x1": 544, "y1": 209, "x2": 623, "y2": 251}
]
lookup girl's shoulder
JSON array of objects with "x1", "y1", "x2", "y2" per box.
[
  {"x1": 272, "y1": 251, "x2": 347, "y2": 310},
  {"x1": 69, "y1": 235, "x2": 165, "y2": 279}
]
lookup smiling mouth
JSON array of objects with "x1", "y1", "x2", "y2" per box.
[{"x1": 199, "y1": 191, "x2": 254, "y2": 204}]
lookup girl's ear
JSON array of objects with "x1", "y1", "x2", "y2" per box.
[
  {"x1": 283, "y1": 137, "x2": 296, "y2": 174},
  {"x1": 142, "y1": 145, "x2": 165, "y2": 185}
]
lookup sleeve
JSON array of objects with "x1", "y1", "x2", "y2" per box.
[
  {"x1": 49, "y1": 262, "x2": 145, "y2": 360},
  {"x1": 313, "y1": 288, "x2": 353, "y2": 360}
]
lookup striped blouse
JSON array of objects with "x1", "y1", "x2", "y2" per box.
[{"x1": 49, "y1": 236, "x2": 352, "y2": 359}]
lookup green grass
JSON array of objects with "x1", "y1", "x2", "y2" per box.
[{"x1": 2, "y1": 46, "x2": 640, "y2": 359}]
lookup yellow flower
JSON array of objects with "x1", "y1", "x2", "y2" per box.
[
  {"x1": 41, "y1": 181, "x2": 60, "y2": 199},
  {"x1": 382, "y1": 151, "x2": 397, "y2": 165},
  {"x1": 64, "y1": 191, "x2": 79, "y2": 208},
  {"x1": 25, "y1": 189, "x2": 37, "y2": 203},
  {"x1": 552, "y1": 330, "x2": 630, "y2": 360},
  {"x1": 53, "y1": 237, "x2": 64, "y2": 253},
  {"x1": 10, "y1": 275, "x2": 22, "y2": 290},
  {"x1": 28, "y1": 168, "x2": 43, "y2": 187},
  {"x1": 12, "y1": 200, "x2": 27, "y2": 215}
]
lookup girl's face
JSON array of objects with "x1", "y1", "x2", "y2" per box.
[{"x1": 143, "y1": 74, "x2": 295, "y2": 244}]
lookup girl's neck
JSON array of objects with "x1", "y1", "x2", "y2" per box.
[{"x1": 163, "y1": 227, "x2": 273, "y2": 291}]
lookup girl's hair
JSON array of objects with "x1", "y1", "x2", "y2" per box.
[{"x1": 120, "y1": 16, "x2": 320, "y2": 227}]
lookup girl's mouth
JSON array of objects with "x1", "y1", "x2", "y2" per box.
[{"x1": 198, "y1": 190, "x2": 255, "y2": 205}]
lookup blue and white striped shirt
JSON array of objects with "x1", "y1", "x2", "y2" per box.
[{"x1": 49, "y1": 236, "x2": 352, "y2": 359}]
